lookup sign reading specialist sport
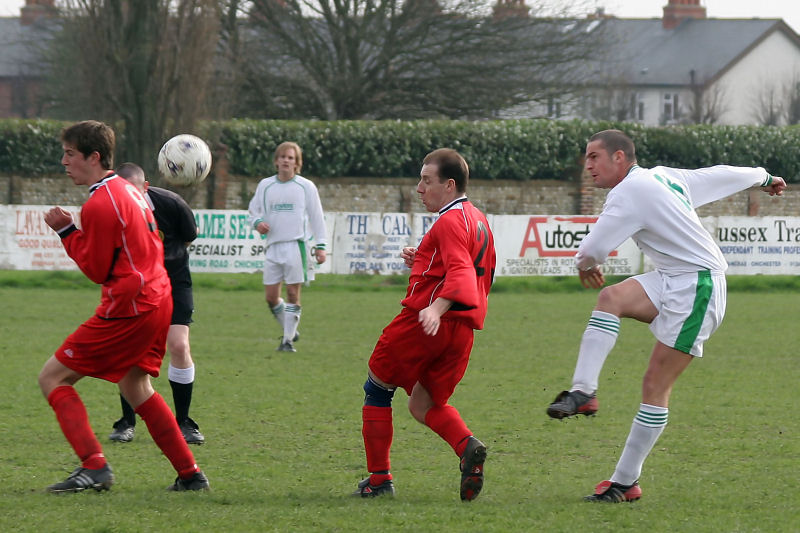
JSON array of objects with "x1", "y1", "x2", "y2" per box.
[{"x1": 188, "y1": 209, "x2": 335, "y2": 274}]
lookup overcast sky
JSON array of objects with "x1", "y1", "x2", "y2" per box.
[{"x1": 1, "y1": 0, "x2": 798, "y2": 34}]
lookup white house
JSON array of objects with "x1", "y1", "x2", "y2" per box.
[{"x1": 510, "y1": 0, "x2": 800, "y2": 126}]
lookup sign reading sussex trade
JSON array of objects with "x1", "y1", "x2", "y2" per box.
[
  {"x1": 2, "y1": 205, "x2": 798, "y2": 276},
  {"x1": 700, "y1": 216, "x2": 800, "y2": 275}
]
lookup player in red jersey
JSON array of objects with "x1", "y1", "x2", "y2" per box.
[
  {"x1": 38, "y1": 120, "x2": 208, "y2": 493},
  {"x1": 354, "y1": 148, "x2": 496, "y2": 502}
]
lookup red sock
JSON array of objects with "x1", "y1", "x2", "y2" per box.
[
  {"x1": 47, "y1": 385, "x2": 106, "y2": 469},
  {"x1": 424, "y1": 404, "x2": 471, "y2": 456},
  {"x1": 136, "y1": 392, "x2": 199, "y2": 479},
  {"x1": 362, "y1": 405, "x2": 393, "y2": 484}
]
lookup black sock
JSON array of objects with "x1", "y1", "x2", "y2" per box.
[
  {"x1": 170, "y1": 380, "x2": 194, "y2": 423},
  {"x1": 120, "y1": 394, "x2": 136, "y2": 426}
]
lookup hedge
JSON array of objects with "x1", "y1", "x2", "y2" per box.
[{"x1": 2, "y1": 118, "x2": 799, "y2": 182}]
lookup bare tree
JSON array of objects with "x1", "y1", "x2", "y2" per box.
[
  {"x1": 42, "y1": 0, "x2": 221, "y2": 176},
  {"x1": 686, "y1": 82, "x2": 729, "y2": 125},
  {"x1": 752, "y1": 83, "x2": 785, "y2": 126},
  {"x1": 785, "y1": 75, "x2": 800, "y2": 125},
  {"x1": 227, "y1": 0, "x2": 602, "y2": 119},
  {"x1": 586, "y1": 85, "x2": 640, "y2": 122}
]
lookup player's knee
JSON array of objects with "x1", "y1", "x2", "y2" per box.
[
  {"x1": 167, "y1": 338, "x2": 190, "y2": 361},
  {"x1": 407, "y1": 402, "x2": 427, "y2": 424},
  {"x1": 37, "y1": 369, "x2": 52, "y2": 395},
  {"x1": 363, "y1": 375, "x2": 395, "y2": 407},
  {"x1": 596, "y1": 285, "x2": 617, "y2": 308}
]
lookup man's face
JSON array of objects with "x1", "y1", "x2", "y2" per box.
[
  {"x1": 584, "y1": 139, "x2": 625, "y2": 189},
  {"x1": 416, "y1": 163, "x2": 453, "y2": 213},
  {"x1": 275, "y1": 148, "x2": 297, "y2": 176},
  {"x1": 61, "y1": 142, "x2": 96, "y2": 186}
]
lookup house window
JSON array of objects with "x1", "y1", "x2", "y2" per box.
[
  {"x1": 663, "y1": 93, "x2": 680, "y2": 121},
  {"x1": 629, "y1": 93, "x2": 645, "y2": 121},
  {"x1": 547, "y1": 96, "x2": 562, "y2": 118}
]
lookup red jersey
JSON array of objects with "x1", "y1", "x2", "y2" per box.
[
  {"x1": 57, "y1": 173, "x2": 171, "y2": 318},
  {"x1": 401, "y1": 198, "x2": 495, "y2": 330}
]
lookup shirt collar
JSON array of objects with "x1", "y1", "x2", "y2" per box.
[
  {"x1": 88, "y1": 172, "x2": 117, "y2": 194},
  {"x1": 439, "y1": 196, "x2": 468, "y2": 215}
]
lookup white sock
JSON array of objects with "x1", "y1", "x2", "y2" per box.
[
  {"x1": 270, "y1": 298, "x2": 285, "y2": 329},
  {"x1": 168, "y1": 364, "x2": 195, "y2": 384},
  {"x1": 283, "y1": 304, "x2": 301, "y2": 343},
  {"x1": 571, "y1": 310, "x2": 620, "y2": 394},
  {"x1": 611, "y1": 403, "x2": 669, "y2": 486}
]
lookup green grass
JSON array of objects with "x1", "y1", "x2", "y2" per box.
[{"x1": 1, "y1": 272, "x2": 798, "y2": 532}]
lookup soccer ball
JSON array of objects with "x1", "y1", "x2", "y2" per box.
[{"x1": 157, "y1": 134, "x2": 212, "y2": 186}]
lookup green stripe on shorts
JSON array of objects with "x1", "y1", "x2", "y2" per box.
[
  {"x1": 298, "y1": 240, "x2": 308, "y2": 283},
  {"x1": 674, "y1": 270, "x2": 712, "y2": 353}
]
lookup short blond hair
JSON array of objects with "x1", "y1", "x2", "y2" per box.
[{"x1": 274, "y1": 141, "x2": 303, "y2": 174}]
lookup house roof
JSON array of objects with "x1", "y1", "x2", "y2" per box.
[
  {"x1": 0, "y1": 17, "x2": 53, "y2": 78},
  {"x1": 593, "y1": 17, "x2": 800, "y2": 88}
]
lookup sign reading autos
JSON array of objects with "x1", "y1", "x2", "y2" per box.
[{"x1": 492, "y1": 215, "x2": 642, "y2": 276}]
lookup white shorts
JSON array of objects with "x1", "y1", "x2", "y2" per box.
[
  {"x1": 633, "y1": 270, "x2": 727, "y2": 357},
  {"x1": 262, "y1": 240, "x2": 315, "y2": 286}
]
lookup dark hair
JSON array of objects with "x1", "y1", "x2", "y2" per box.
[
  {"x1": 422, "y1": 148, "x2": 469, "y2": 193},
  {"x1": 116, "y1": 162, "x2": 146, "y2": 189},
  {"x1": 61, "y1": 120, "x2": 116, "y2": 169},
  {"x1": 589, "y1": 129, "x2": 637, "y2": 163}
]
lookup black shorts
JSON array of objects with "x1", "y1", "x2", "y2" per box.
[{"x1": 169, "y1": 267, "x2": 194, "y2": 326}]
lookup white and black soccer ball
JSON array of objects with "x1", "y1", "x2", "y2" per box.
[{"x1": 157, "y1": 134, "x2": 212, "y2": 186}]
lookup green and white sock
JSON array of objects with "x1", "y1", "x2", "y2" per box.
[
  {"x1": 611, "y1": 403, "x2": 669, "y2": 486},
  {"x1": 284, "y1": 304, "x2": 301, "y2": 344},
  {"x1": 571, "y1": 310, "x2": 620, "y2": 394}
]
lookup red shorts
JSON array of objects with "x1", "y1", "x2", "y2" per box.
[
  {"x1": 55, "y1": 295, "x2": 172, "y2": 383},
  {"x1": 368, "y1": 307, "x2": 474, "y2": 406}
]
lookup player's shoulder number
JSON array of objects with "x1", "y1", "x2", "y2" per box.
[
  {"x1": 474, "y1": 220, "x2": 489, "y2": 276},
  {"x1": 652, "y1": 173, "x2": 691, "y2": 211}
]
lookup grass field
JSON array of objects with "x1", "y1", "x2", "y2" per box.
[{"x1": 1, "y1": 271, "x2": 798, "y2": 532}]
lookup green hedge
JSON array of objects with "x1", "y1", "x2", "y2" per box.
[
  {"x1": 0, "y1": 119, "x2": 65, "y2": 175},
  {"x1": 3, "y1": 118, "x2": 800, "y2": 182}
]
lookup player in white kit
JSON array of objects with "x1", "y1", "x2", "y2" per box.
[
  {"x1": 248, "y1": 142, "x2": 327, "y2": 352},
  {"x1": 546, "y1": 129, "x2": 786, "y2": 502}
]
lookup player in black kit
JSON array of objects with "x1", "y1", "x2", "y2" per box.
[{"x1": 109, "y1": 162, "x2": 205, "y2": 444}]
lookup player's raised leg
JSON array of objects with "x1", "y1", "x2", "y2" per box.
[
  {"x1": 548, "y1": 278, "x2": 656, "y2": 419},
  {"x1": 409, "y1": 383, "x2": 486, "y2": 502}
]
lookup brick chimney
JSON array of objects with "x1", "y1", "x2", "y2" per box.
[
  {"x1": 21, "y1": 0, "x2": 57, "y2": 26},
  {"x1": 493, "y1": 0, "x2": 529, "y2": 20},
  {"x1": 663, "y1": 0, "x2": 706, "y2": 30}
]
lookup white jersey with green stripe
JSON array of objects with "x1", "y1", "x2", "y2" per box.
[
  {"x1": 247, "y1": 174, "x2": 327, "y2": 251},
  {"x1": 576, "y1": 164, "x2": 771, "y2": 275}
]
